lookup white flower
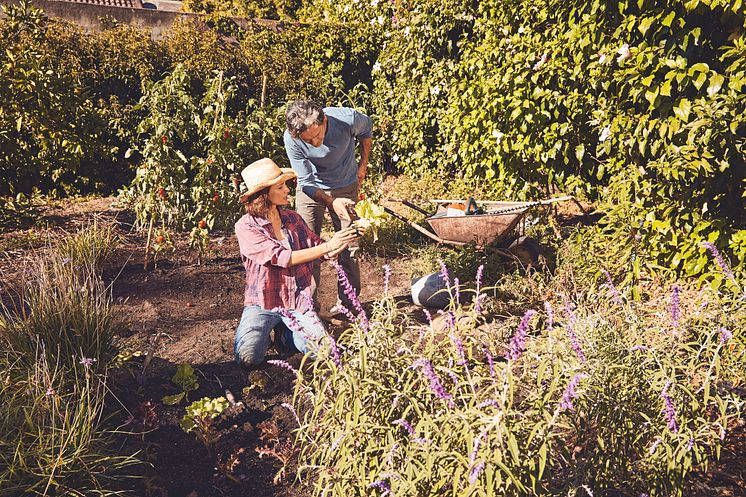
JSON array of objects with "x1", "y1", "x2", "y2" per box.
[
  {"x1": 430, "y1": 85, "x2": 441, "y2": 96},
  {"x1": 616, "y1": 43, "x2": 631, "y2": 63},
  {"x1": 377, "y1": 16, "x2": 385, "y2": 25},
  {"x1": 403, "y1": 26, "x2": 410, "y2": 36},
  {"x1": 492, "y1": 129, "x2": 504, "y2": 143},
  {"x1": 343, "y1": 4, "x2": 350, "y2": 12},
  {"x1": 599, "y1": 125, "x2": 611, "y2": 142},
  {"x1": 598, "y1": 52, "x2": 608, "y2": 65},
  {"x1": 392, "y1": 154, "x2": 400, "y2": 162},
  {"x1": 517, "y1": 26, "x2": 525, "y2": 34},
  {"x1": 372, "y1": 62, "x2": 382, "y2": 73},
  {"x1": 532, "y1": 52, "x2": 548, "y2": 71},
  {"x1": 370, "y1": 0, "x2": 378, "y2": 6}
]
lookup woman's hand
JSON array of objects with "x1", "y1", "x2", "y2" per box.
[{"x1": 324, "y1": 227, "x2": 358, "y2": 258}]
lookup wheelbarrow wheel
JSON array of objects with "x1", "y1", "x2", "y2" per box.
[{"x1": 505, "y1": 236, "x2": 545, "y2": 269}]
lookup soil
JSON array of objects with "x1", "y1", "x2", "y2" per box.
[{"x1": 1, "y1": 197, "x2": 744, "y2": 497}]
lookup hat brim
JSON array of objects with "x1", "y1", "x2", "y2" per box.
[{"x1": 239, "y1": 168, "x2": 297, "y2": 202}]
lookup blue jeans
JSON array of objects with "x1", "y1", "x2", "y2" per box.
[{"x1": 234, "y1": 305, "x2": 326, "y2": 366}]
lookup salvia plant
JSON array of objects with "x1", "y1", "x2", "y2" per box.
[{"x1": 290, "y1": 260, "x2": 743, "y2": 496}]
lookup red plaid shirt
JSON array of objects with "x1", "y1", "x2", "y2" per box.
[{"x1": 235, "y1": 209, "x2": 322, "y2": 313}]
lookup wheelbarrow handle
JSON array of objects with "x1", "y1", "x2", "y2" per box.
[
  {"x1": 401, "y1": 200, "x2": 431, "y2": 217},
  {"x1": 382, "y1": 206, "x2": 465, "y2": 246}
]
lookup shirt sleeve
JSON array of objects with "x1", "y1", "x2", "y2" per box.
[
  {"x1": 284, "y1": 130, "x2": 320, "y2": 198},
  {"x1": 350, "y1": 109, "x2": 373, "y2": 139},
  {"x1": 235, "y1": 219, "x2": 292, "y2": 268}
]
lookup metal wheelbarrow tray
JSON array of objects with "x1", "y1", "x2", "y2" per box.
[{"x1": 384, "y1": 196, "x2": 573, "y2": 247}]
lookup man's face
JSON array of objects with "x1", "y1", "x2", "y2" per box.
[{"x1": 299, "y1": 115, "x2": 327, "y2": 148}]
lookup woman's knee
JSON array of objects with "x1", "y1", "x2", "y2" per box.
[{"x1": 234, "y1": 307, "x2": 274, "y2": 366}]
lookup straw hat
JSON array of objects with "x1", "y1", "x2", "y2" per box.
[{"x1": 239, "y1": 158, "x2": 297, "y2": 201}]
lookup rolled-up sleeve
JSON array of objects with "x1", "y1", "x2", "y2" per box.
[
  {"x1": 351, "y1": 110, "x2": 372, "y2": 139},
  {"x1": 235, "y1": 220, "x2": 292, "y2": 268}
]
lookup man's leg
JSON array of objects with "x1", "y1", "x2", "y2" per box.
[
  {"x1": 327, "y1": 182, "x2": 361, "y2": 307},
  {"x1": 294, "y1": 188, "x2": 327, "y2": 300},
  {"x1": 234, "y1": 306, "x2": 281, "y2": 366}
]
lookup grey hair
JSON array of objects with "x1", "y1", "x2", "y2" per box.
[{"x1": 286, "y1": 100, "x2": 325, "y2": 138}]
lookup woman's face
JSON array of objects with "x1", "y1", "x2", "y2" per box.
[{"x1": 267, "y1": 180, "x2": 291, "y2": 207}]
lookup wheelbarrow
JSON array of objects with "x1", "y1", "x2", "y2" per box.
[{"x1": 383, "y1": 196, "x2": 574, "y2": 248}]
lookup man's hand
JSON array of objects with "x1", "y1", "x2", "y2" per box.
[{"x1": 332, "y1": 197, "x2": 355, "y2": 221}]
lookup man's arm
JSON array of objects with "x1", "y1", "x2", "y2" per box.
[{"x1": 357, "y1": 136, "x2": 372, "y2": 184}]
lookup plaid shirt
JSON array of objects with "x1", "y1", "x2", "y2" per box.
[{"x1": 235, "y1": 209, "x2": 322, "y2": 313}]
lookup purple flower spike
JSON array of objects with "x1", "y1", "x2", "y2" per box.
[
  {"x1": 670, "y1": 285, "x2": 681, "y2": 329},
  {"x1": 413, "y1": 358, "x2": 455, "y2": 408},
  {"x1": 383, "y1": 264, "x2": 392, "y2": 294},
  {"x1": 281, "y1": 402, "x2": 301, "y2": 426},
  {"x1": 719, "y1": 327, "x2": 733, "y2": 344},
  {"x1": 327, "y1": 334, "x2": 342, "y2": 368},
  {"x1": 475, "y1": 265, "x2": 484, "y2": 290},
  {"x1": 454, "y1": 277, "x2": 461, "y2": 304},
  {"x1": 568, "y1": 326, "x2": 587, "y2": 363},
  {"x1": 601, "y1": 268, "x2": 623, "y2": 305},
  {"x1": 474, "y1": 264, "x2": 485, "y2": 314},
  {"x1": 559, "y1": 373, "x2": 589, "y2": 411},
  {"x1": 468, "y1": 461, "x2": 485, "y2": 485},
  {"x1": 393, "y1": 418, "x2": 415, "y2": 435},
  {"x1": 267, "y1": 360, "x2": 298, "y2": 375},
  {"x1": 450, "y1": 333, "x2": 466, "y2": 365},
  {"x1": 507, "y1": 310, "x2": 536, "y2": 360},
  {"x1": 661, "y1": 381, "x2": 679, "y2": 433},
  {"x1": 368, "y1": 479, "x2": 391, "y2": 496},
  {"x1": 702, "y1": 241, "x2": 738, "y2": 286},
  {"x1": 331, "y1": 261, "x2": 369, "y2": 330},
  {"x1": 272, "y1": 307, "x2": 309, "y2": 339},
  {"x1": 438, "y1": 259, "x2": 451, "y2": 288}
]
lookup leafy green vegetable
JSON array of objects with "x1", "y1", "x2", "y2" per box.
[{"x1": 353, "y1": 199, "x2": 387, "y2": 242}]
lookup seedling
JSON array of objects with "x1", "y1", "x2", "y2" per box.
[
  {"x1": 179, "y1": 396, "x2": 229, "y2": 453},
  {"x1": 162, "y1": 363, "x2": 199, "y2": 405}
]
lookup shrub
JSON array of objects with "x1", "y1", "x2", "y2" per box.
[{"x1": 292, "y1": 254, "x2": 744, "y2": 496}]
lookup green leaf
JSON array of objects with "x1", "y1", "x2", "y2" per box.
[
  {"x1": 638, "y1": 17, "x2": 654, "y2": 35},
  {"x1": 707, "y1": 73, "x2": 724, "y2": 96},
  {"x1": 674, "y1": 98, "x2": 691, "y2": 121},
  {"x1": 162, "y1": 392, "x2": 186, "y2": 405},
  {"x1": 660, "y1": 79, "x2": 672, "y2": 96},
  {"x1": 662, "y1": 11, "x2": 676, "y2": 27},
  {"x1": 692, "y1": 72, "x2": 707, "y2": 91},
  {"x1": 575, "y1": 144, "x2": 585, "y2": 161}
]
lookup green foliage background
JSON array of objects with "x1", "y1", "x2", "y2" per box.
[{"x1": 0, "y1": 0, "x2": 744, "y2": 280}]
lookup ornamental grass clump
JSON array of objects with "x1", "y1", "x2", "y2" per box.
[
  {"x1": 0, "y1": 224, "x2": 140, "y2": 495},
  {"x1": 292, "y1": 259, "x2": 744, "y2": 497}
]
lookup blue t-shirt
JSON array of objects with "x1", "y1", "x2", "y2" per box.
[{"x1": 283, "y1": 107, "x2": 372, "y2": 197}]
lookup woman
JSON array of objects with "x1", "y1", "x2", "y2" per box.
[{"x1": 234, "y1": 158, "x2": 359, "y2": 366}]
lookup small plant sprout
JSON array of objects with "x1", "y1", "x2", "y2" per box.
[
  {"x1": 162, "y1": 363, "x2": 199, "y2": 405},
  {"x1": 179, "y1": 396, "x2": 229, "y2": 453}
]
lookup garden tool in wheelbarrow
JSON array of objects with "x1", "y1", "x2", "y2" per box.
[
  {"x1": 385, "y1": 195, "x2": 572, "y2": 309},
  {"x1": 383, "y1": 195, "x2": 574, "y2": 253}
]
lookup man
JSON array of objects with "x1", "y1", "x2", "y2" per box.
[{"x1": 283, "y1": 100, "x2": 372, "y2": 310}]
